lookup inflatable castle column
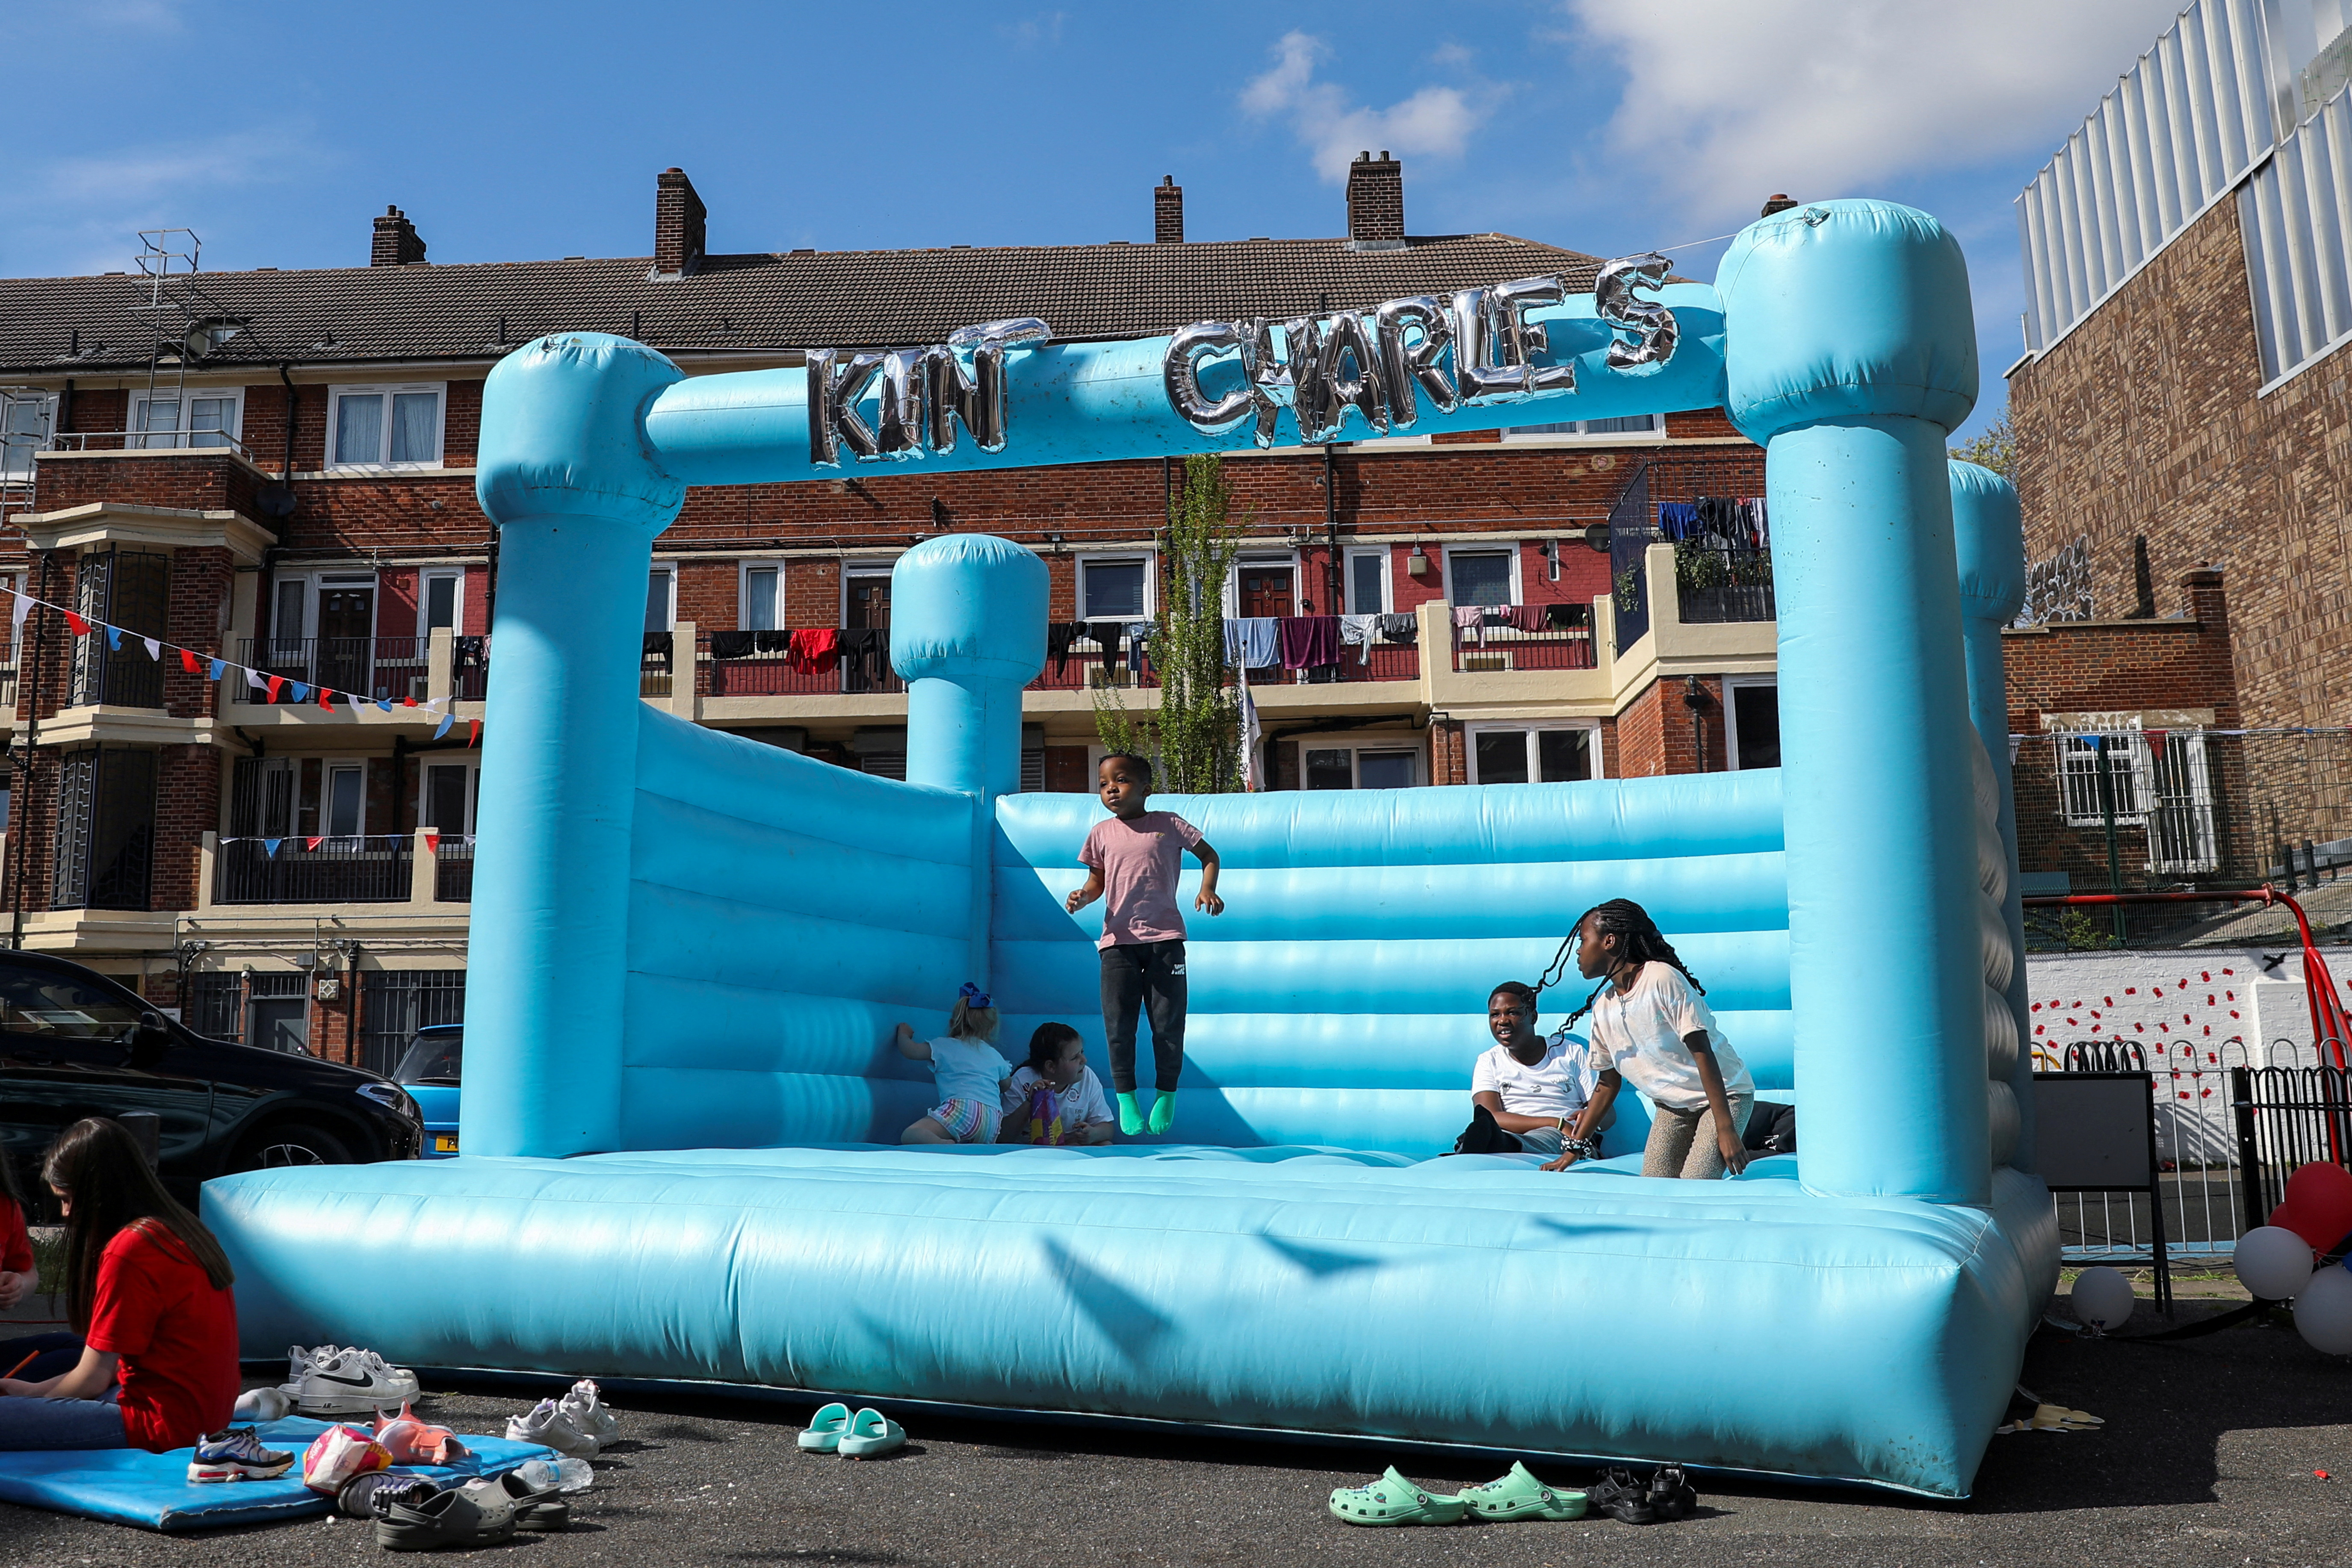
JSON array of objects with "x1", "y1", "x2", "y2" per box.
[
  {"x1": 468, "y1": 334, "x2": 686, "y2": 1158},
  {"x1": 890, "y1": 535, "x2": 1048, "y2": 984},
  {"x1": 1717, "y1": 204, "x2": 1991, "y2": 1203},
  {"x1": 1950, "y1": 461, "x2": 2035, "y2": 1169}
]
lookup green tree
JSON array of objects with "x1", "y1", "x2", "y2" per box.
[
  {"x1": 1949, "y1": 411, "x2": 2015, "y2": 479},
  {"x1": 1093, "y1": 454, "x2": 1248, "y2": 792}
]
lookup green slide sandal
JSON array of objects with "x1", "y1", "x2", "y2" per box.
[
  {"x1": 1327, "y1": 1467, "x2": 1468, "y2": 1527},
  {"x1": 797, "y1": 1403, "x2": 852, "y2": 1453},
  {"x1": 838, "y1": 1407, "x2": 906, "y2": 1459},
  {"x1": 1459, "y1": 1460, "x2": 1587, "y2": 1521}
]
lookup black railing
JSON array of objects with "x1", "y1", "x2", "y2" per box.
[
  {"x1": 434, "y1": 838, "x2": 473, "y2": 903},
  {"x1": 1676, "y1": 543, "x2": 1776, "y2": 623},
  {"x1": 452, "y1": 636, "x2": 490, "y2": 701},
  {"x1": 1607, "y1": 466, "x2": 1655, "y2": 654},
  {"x1": 2236, "y1": 1062, "x2": 2352, "y2": 1228},
  {"x1": 214, "y1": 836, "x2": 413, "y2": 904},
  {"x1": 240, "y1": 637, "x2": 428, "y2": 704}
]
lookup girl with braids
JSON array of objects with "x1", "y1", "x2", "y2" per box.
[{"x1": 1541, "y1": 899, "x2": 1755, "y2": 1180}]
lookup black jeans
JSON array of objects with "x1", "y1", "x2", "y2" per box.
[{"x1": 1100, "y1": 939, "x2": 1187, "y2": 1094}]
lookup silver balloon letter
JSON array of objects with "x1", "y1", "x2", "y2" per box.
[
  {"x1": 807, "y1": 348, "x2": 883, "y2": 467},
  {"x1": 1162, "y1": 322, "x2": 1256, "y2": 434},
  {"x1": 1316, "y1": 312, "x2": 1388, "y2": 437},
  {"x1": 1240, "y1": 318, "x2": 1291, "y2": 448},
  {"x1": 1284, "y1": 316, "x2": 1335, "y2": 442},
  {"x1": 1374, "y1": 296, "x2": 1456, "y2": 428},
  {"x1": 1596, "y1": 254, "x2": 1678, "y2": 370},
  {"x1": 1492, "y1": 275, "x2": 1574, "y2": 396},
  {"x1": 875, "y1": 346, "x2": 928, "y2": 459},
  {"x1": 929, "y1": 318, "x2": 1049, "y2": 454}
]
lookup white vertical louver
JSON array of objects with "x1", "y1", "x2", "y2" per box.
[{"x1": 2241, "y1": 83, "x2": 2352, "y2": 384}]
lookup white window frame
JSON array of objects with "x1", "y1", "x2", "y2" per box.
[
  {"x1": 645, "y1": 564, "x2": 677, "y2": 632},
  {"x1": 128, "y1": 385, "x2": 244, "y2": 452},
  {"x1": 325, "y1": 382, "x2": 446, "y2": 471},
  {"x1": 1342, "y1": 546, "x2": 1392, "y2": 614},
  {"x1": 1500, "y1": 413, "x2": 1667, "y2": 442},
  {"x1": 2056, "y1": 731, "x2": 2151, "y2": 827},
  {"x1": 840, "y1": 560, "x2": 896, "y2": 626},
  {"x1": 269, "y1": 571, "x2": 380, "y2": 649},
  {"x1": 1722, "y1": 676, "x2": 1779, "y2": 772},
  {"x1": 1223, "y1": 550, "x2": 1301, "y2": 618},
  {"x1": 319, "y1": 758, "x2": 369, "y2": 844},
  {"x1": 1, "y1": 390, "x2": 56, "y2": 479},
  {"x1": 738, "y1": 561, "x2": 783, "y2": 632},
  {"x1": 416, "y1": 568, "x2": 466, "y2": 640},
  {"x1": 1442, "y1": 544, "x2": 1523, "y2": 607},
  {"x1": 419, "y1": 758, "x2": 480, "y2": 838},
  {"x1": 1298, "y1": 738, "x2": 1425, "y2": 790},
  {"x1": 1464, "y1": 720, "x2": 1606, "y2": 785},
  {"x1": 1077, "y1": 552, "x2": 1155, "y2": 623}
]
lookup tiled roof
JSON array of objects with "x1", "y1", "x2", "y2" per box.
[{"x1": 0, "y1": 233, "x2": 1609, "y2": 377}]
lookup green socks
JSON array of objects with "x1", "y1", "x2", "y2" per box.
[{"x1": 1117, "y1": 1092, "x2": 1177, "y2": 1136}]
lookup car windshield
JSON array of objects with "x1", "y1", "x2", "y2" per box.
[
  {"x1": 0, "y1": 970, "x2": 146, "y2": 1042},
  {"x1": 393, "y1": 1030, "x2": 462, "y2": 1085}
]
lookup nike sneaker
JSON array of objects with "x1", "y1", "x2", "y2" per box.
[
  {"x1": 558, "y1": 1379, "x2": 620, "y2": 1445},
  {"x1": 187, "y1": 1426, "x2": 296, "y2": 1482},
  {"x1": 286, "y1": 1347, "x2": 419, "y2": 1416},
  {"x1": 505, "y1": 1397, "x2": 601, "y2": 1459}
]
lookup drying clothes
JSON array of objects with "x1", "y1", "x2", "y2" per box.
[
  {"x1": 786, "y1": 627, "x2": 839, "y2": 674},
  {"x1": 1124, "y1": 621, "x2": 1155, "y2": 673},
  {"x1": 1657, "y1": 502, "x2": 1701, "y2": 540},
  {"x1": 836, "y1": 627, "x2": 888, "y2": 691},
  {"x1": 1508, "y1": 604, "x2": 1548, "y2": 634},
  {"x1": 1093, "y1": 622, "x2": 1123, "y2": 679},
  {"x1": 1451, "y1": 605, "x2": 1486, "y2": 648},
  {"x1": 1046, "y1": 621, "x2": 1086, "y2": 677},
  {"x1": 1543, "y1": 602, "x2": 1588, "y2": 632},
  {"x1": 1338, "y1": 614, "x2": 1380, "y2": 663},
  {"x1": 454, "y1": 635, "x2": 488, "y2": 670},
  {"x1": 1375, "y1": 612, "x2": 1418, "y2": 645},
  {"x1": 1739, "y1": 497, "x2": 1770, "y2": 549},
  {"x1": 1224, "y1": 617, "x2": 1280, "y2": 670},
  {"x1": 710, "y1": 630, "x2": 756, "y2": 659},
  {"x1": 642, "y1": 631, "x2": 672, "y2": 662},
  {"x1": 752, "y1": 629, "x2": 792, "y2": 655},
  {"x1": 1277, "y1": 615, "x2": 1341, "y2": 670}
]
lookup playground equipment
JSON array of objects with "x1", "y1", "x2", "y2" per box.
[{"x1": 205, "y1": 201, "x2": 2058, "y2": 1496}]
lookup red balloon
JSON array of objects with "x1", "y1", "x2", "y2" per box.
[{"x1": 2270, "y1": 1162, "x2": 2352, "y2": 1255}]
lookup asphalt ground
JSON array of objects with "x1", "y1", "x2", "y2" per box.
[{"x1": 4, "y1": 1294, "x2": 2351, "y2": 1568}]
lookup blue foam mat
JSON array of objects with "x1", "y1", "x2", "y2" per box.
[{"x1": 0, "y1": 1414, "x2": 555, "y2": 1533}]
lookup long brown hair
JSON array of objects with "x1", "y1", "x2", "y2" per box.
[{"x1": 43, "y1": 1118, "x2": 233, "y2": 1332}]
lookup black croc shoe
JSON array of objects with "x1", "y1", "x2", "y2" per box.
[
  {"x1": 376, "y1": 1487, "x2": 487, "y2": 1552},
  {"x1": 1647, "y1": 1463, "x2": 1699, "y2": 1521},
  {"x1": 1587, "y1": 1467, "x2": 1658, "y2": 1525}
]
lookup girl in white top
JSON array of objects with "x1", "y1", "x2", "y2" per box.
[
  {"x1": 1002, "y1": 1022, "x2": 1116, "y2": 1146},
  {"x1": 1544, "y1": 899, "x2": 1755, "y2": 1180},
  {"x1": 893, "y1": 983, "x2": 1014, "y2": 1145}
]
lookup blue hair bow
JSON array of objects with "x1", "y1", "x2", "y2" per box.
[{"x1": 958, "y1": 981, "x2": 992, "y2": 1009}]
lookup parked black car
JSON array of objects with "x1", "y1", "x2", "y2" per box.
[{"x1": 0, "y1": 948, "x2": 422, "y2": 1209}]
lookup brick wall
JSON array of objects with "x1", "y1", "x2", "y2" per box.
[
  {"x1": 2008, "y1": 193, "x2": 2352, "y2": 730},
  {"x1": 1611, "y1": 676, "x2": 1729, "y2": 777}
]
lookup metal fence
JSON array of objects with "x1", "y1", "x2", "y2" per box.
[
  {"x1": 358, "y1": 969, "x2": 466, "y2": 1077},
  {"x1": 213, "y1": 836, "x2": 413, "y2": 904},
  {"x1": 434, "y1": 838, "x2": 473, "y2": 903},
  {"x1": 240, "y1": 636, "x2": 429, "y2": 704}
]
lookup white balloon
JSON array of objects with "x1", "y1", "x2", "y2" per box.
[
  {"x1": 2071, "y1": 1266, "x2": 2137, "y2": 1331},
  {"x1": 2295, "y1": 1265, "x2": 2352, "y2": 1355},
  {"x1": 2234, "y1": 1225, "x2": 2317, "y2": 1301}
]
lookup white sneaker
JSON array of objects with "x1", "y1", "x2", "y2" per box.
[
  {"x1": 286, "y1": 1347, "x2": 419, "y2": 1416},
  {"x1": 233, "y1": 1386, "x2": 294, "y2": 1423},
  {"x1": 505, "y1": 1397, "x2": 600, "y2": 1459},
  {"x1": 558, "y1": 1379, "x2": 620, "y2": 1445}
]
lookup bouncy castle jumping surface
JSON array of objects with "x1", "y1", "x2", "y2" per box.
[{"x1": 205, "y1": 201, "x2": 2060, "y2": 1497}]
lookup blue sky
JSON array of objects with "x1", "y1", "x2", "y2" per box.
[{"x1": 2, "y1": 0, "x2": 2187, "y2": 443}]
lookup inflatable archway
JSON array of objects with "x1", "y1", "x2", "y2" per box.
[{"x1": 206, "y1": 201, "x2": 2058, "y2": 1497}]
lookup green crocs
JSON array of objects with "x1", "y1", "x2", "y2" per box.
[
  {"x1": 1459, "y1": 1460, "x2": 1587, "y2": 1521},
  {"x1": 1327, "y1": 1467, "x2": 1469, "y2": 1527},
  {"x1": 838, "y1": 1407, "x2": 906, "y2": 1459},
  {"x1": 797, "y1": 1402, "x2": 852, "y2": 1453}
]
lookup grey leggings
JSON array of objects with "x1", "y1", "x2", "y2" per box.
[{"x1": 1643, "y1": 1092, "x2": 1755, "y2": 1180}]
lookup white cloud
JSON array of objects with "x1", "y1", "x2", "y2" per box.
[
  {"x1": 997, "y1": 11, "x2": 1065, "y2": 49},
  {"x1": 1563, "y1": 0, "x2": 2187, "y2": 223},
  {"x1": 1243, "y1": 30, "x2": 1501, "y2": 183}
]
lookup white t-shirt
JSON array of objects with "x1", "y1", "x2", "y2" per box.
[
  {"x1": 1581, "y1": 962, "x2": 1752, "y2": 1112},
  {"x1": 1002, "y1": 1065, "x2": 1114, "y2": 1137},
  {"x1": 928, "y1": 1036, "x2": 1013, "y2": 1107},
  {"x1": 1470, "y1": 1038, "x2": 1595, "y2": 1120}
]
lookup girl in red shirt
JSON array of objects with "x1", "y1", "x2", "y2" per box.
[
  {"x1": 0, "y1": 1118, "x2": 282, "y2": 1474},
  {"x1": 0, "y1": 1148, "x2": 83, "y2": 1387}
]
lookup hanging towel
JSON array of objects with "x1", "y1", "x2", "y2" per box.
[
  {"x1": 710, "y1": 630, "x2": 756, "y2": 659},
  {"x1": 1451, "y1": 604, "x2": 1485, "y2": 648},
  {"x1": 1224, "y1": 617, "x2": 1280, "y2": 669},
  {"x1": 836, "y1": 626, "x2": 887, "y2": 691},
  {"x1": 787, "y1": 627, "x2": 839, "y2": 673},
  {"x1": 1124, "y1": 621, "x2": 1155, "y2": 673},
  {"x1": 1657, "y1": 502, "x2": 1700, "y2": 540},
  {"x1": 1508, "y1": 604, "x2": 1548, "y2": 634},
  {"x1": 1375, "y1": 612, "x2": 1418, "y2": 645},
  {"x1": 1046, "y1": 621, "x2": 1084, "y2": 676},
  {"x1": 1278, "y1": 615, "x2": 1341, "y2": 670},
  {"x1": 1338, "y1": 613, "x2": 1380, "y2": 663}
]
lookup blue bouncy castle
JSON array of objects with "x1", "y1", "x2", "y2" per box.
[{"x1": 204, "y1": 201, "x2": 2058, "y2": 1497}]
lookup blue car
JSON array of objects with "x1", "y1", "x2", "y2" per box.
[{"x1": 392, "y1": 1025, "x2": 462, "y2": 1157}]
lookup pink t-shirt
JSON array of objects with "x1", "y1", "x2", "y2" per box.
[{"x1": 1080, "y1": 811, "x2": 1204, "y2": 949}]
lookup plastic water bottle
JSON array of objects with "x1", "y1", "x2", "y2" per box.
[{"x1": 516, "y1": 1457, "x2": 595, "y2": 1493}]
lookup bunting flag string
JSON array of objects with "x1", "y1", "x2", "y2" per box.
[{"x1": 2, "y1": 586, "x2": 484, "y2": 750}]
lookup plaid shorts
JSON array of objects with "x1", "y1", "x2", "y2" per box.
[{"x1": 931, "y1": 1097, "x2": 1002, "y2": 1145}]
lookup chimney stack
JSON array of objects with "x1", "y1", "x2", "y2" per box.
[
  {"x1": 1346, "y1": 151, "x2": 1404, "y2": 250},
  {"x1": 371, "y1": 206, "x2": 426, "y2": 266},
  {"x1": 1154, "y1": 176, "x2": 1184, "y2": 244},
  {"x1": 653, "y1": 167, "x2": 706, "y2": 280},
  {"x1": 1760, "y1": 193, "x2": 1799, "y2": 217}
]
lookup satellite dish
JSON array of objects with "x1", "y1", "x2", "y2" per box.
[
  {"x1": 254, "y1": 483, "x2": 296, "y2": 521},
  {"x1": 1583, "y1": 524, "x2": 1612, "y2": 553}
]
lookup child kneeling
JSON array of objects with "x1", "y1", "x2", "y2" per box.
[{"x1": 894, "y1": 983, "x2": 1013, "y2": 1145}]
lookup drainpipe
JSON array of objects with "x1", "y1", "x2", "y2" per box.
[
  {"x1": 276, "y1": 363, "x2": 297, "y2": 479},
  {"x1": 1322, "y1": 445, "x2": 1341, "y2": 611}
]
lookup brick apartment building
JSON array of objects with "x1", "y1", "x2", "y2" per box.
[
  {"x1": 0, "y1": 157, "x2": 1785, "y2": 1068},
  {"x1": 2005, "y1": 0, "x2": 2352, "y2": 874}
]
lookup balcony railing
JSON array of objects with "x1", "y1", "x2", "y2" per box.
[
  {"x1": 213, "y1": 836, "x2": 413, "y2": 905},
  {"x1": 240, "y1": 637, "x2": 430, "y2": 704},
  {"x1": 434, "y1": 837, "x2": 473, "y2": 903},
  {"x1": 1451, "y1": 607, "x2": 1599, "y2": 672},
  {"x1": 1029, "y1": 625, "x2": 1421, "y2": 690},
  {"x1": 697, "y1": 632, "x2": 904, "y2": 697},
  {"x1": 46, "y1": 429, "x2": 258, "y2": 461},
  {"x1": 1676, "y1": 545, "x2": 1776, "y2": 624}
]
